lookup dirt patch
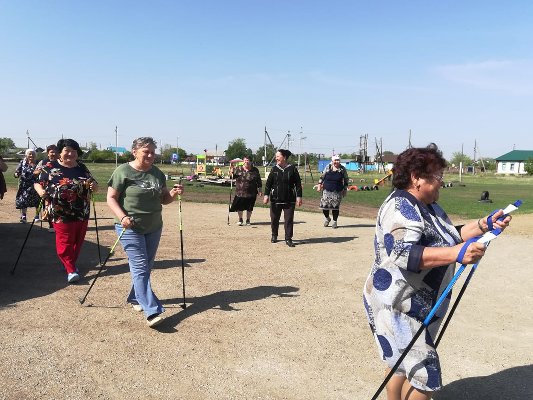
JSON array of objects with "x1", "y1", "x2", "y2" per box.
[{"x1": 1, "y1": 190, "x2": 532, "y2": 399}]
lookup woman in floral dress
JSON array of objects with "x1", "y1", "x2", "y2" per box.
[{"x1": 14, "y1": 149, "x2": 41, "y2": 223}]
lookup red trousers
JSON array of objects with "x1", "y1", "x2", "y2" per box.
[{"x1": 54, "y1": 220, "x2": 88, "y2": 274}]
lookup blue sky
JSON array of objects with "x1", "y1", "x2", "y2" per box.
[{"x1": 1, "y1": 0, "x2": 532, "y2": 160}]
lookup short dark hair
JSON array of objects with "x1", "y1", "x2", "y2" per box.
[
  {"x1": 278, "y1": 149, "x2": 292, "y2": 159},
  {"x1": 57, "y1": 139, "x2": 83, "y2": 156},
  {"x1": 392, "y1": 144, "x2": 447, "y2": 190},
  {"x1": 46, "y1": 144, "x2": 58, "y2": 153}
]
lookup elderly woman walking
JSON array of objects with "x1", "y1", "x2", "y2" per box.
[
  {"x1": 35, "y1": 144, "x2": 59, "y2": 232},
  {"x1": 15, "y1": 148, "x2": 41, "y2": 223},
  {"x1": 107, "y1": 137, "x2": 184, "y2": 328},
  {"x1": 229, "y1": 156, "x2": 263, "y2": 225},
  {"x1": 34, "y1": 139, "x2": 98, "y2": 283},
  {"x1": 318, "y1": 154, "x2": 349, "y2": 229},
  {"x1": 263, "y1": 149, "x2": 302, "y2": 247},
  {"x1": 363, "y1": 144, "x2": 512, "y2": 399}
]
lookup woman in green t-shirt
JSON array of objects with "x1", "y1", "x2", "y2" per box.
[{"x1": 107, "y1": 137, "x2": 184, "y2": 328}]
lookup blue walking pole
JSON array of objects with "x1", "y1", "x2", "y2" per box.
[
  {"x1": 370, "y1": 262, "x2": 470, "y2": 400},
  {"x1": 433, "y1": 200, "x2": 522, "y2": 348}
]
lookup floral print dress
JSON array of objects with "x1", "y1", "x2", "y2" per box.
[
  {"x1": 363, "y1": 189, "x2": 462, "y2": 392},
  {"x1": 15, "y1": 159, "x2": 40, "y2": 210}
]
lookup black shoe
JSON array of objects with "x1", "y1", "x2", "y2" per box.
[
  {"x1": 285, "y1": 239, "x2": 295, "y2": 247},
  {"x1": 271, "y1": 235, "x2": 277, "y2": 243}
]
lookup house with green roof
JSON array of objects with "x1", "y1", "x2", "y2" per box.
[{"x1": 495, "y1": 150, "x2": 533, "y2": 174}]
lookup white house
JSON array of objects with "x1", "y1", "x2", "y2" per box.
[{"x1": 495, "y1": 150, "x2": 533, "y2": 174}]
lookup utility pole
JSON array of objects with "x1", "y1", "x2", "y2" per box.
[
  {"x1": 115, "y1": 126, "x2": 118, "y2": 168},
  {"x1": 298, "y1": 127, "x2": 306, "y2": 168},
  {"x1": 287, "y1": 130, "x2": 291, "y2": 152}
]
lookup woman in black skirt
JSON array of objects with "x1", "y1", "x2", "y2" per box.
[{"x1": 229, "y1": 156, "x2": 263, "y2": 225}]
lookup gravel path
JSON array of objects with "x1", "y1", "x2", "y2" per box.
[{"x1": 1, "y1": 191, "x2": 532, "y2": 399}]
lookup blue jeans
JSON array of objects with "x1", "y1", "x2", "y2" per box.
[{"x1": 116, "y1": 225, "x2": 164, "y2": 318}]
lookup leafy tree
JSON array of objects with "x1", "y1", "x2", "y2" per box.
[
  {"x1": 161, "y1": 146, "x2": 188, "y2": 163},
  {"x1": 0, "y1": 137, "x2": 16, "y2": 155},
  {"x1": 450, "y1": 152, "x2": 473, "y2": 167},
  {"x1": 85, "y1": 149, "x2": 116, "y2": 162},
  {"x1": 254, "y1": 144, "x2": 276, "y2": 165},
  {"x1": 525, "y1": 158, "x2": 533, "y2": 175},
  {"x1": 225, "y1": 138, "x2": 251, "y2": 161}
]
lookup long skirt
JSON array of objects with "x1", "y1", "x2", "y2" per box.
[
  {"x1": 319, "y1": 189, "x2": 342, "y2": 211},
  {"x1": 15, "y1": 180, "x2": 40, "y2": 209},
  {"x1": 230, "y1": 196, "x2": 256, "y2": 212}
]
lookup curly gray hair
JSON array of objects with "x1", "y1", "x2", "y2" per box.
[{"x1": 131, "y1": 137, "x2": 157, "y2": 151}]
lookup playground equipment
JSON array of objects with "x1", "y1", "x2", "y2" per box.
[
  {"x1": 196, "y1": 154, "x2": 207, "y2": 176},
  {"x1": 374, "y1": 170, "x2": 393, "y2": 186},
  {"x1": 347, "y1": 184, "x2": 379, "y2": 191}
]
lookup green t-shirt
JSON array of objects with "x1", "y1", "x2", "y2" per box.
[{"x1": 107, "y1": 163, "x2": 168, "y2": 234}]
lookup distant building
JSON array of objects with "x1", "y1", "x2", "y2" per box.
[
  {"x1": 107, "y1": 146, "x2": 128, "y2": 155},
  {"x1": 495, "y1": 150, "x2": 533, "y2": 174},
  {"x1": 318, "y1": 158, "x2": 377, "y2": 172}
]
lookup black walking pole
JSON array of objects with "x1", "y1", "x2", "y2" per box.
[
  {"x1": 370, "y1": 263, "x2": 469, "y2": 400},
  {"x1": 227, "y1": 170, "x2": 233, "y2": 225},
  {"x1": 79, "y1": 227, "x2": 126, "y2": 305},
  {"x1": 91, "y1": 193, "x2": 102, "y2": 265},
  {"x1": 10, "y1": 199, "x2": 44, "y2": 275},
  {"x1": 434, "y1": 263, "x2": 479, "y2": 348},
  {"x1": 177, "y1": 184, "x2": 187, "y2": 309}
]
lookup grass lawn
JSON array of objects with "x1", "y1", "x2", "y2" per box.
[{"x1": 3, "y1": 161, "x2": 531, "y2": 218}]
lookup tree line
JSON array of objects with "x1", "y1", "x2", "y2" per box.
[{"x1": 2, "y1": 136, "x2": 533, "y2": 174}]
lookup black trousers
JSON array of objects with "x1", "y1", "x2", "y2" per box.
[{"x1": 270, "y1": 202, "x2": 295, "y2": 240}]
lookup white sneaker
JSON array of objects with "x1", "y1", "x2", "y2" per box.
[
  {"x1": 132, "y1": 304, "x2": 143, "y2": 312},
  {"x1": 323, "y1": 217, "x2": 331, "y2": 227},
  {"x1": 67, "y1": 272, "x2": 80, "y2": 283},
  {"x1": 147, "y1": 315, "x2": 163, "y2": 328},
  {"x1": 237, "y1": 220, "x2": 243, "y2": 226},
  {"x1": 332, "y1": 221, "x2": 338, "y2": 229}
]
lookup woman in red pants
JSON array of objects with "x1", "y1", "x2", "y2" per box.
[{"x1": 34, "y1": 139, "x2": 97, "y2": 283}]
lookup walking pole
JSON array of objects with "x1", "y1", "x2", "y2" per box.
[
  {"x1": 227, "y1": 169, "x2": 233, "y2": 225},
  {"x1": 177, "y1": 181, "x2": 187, "y2": 309},
  {"x1": 434, "y1": 262, "x2": 479, "y2": 348},
  {"x1": 434, "y1": 200, "x2": 521, "y2": 348},
  {"x1": 79, "y1": 227, "x2": 126, "y2": 305},
  {"x1": 370, "y1": 262, "x2": 470, "y2": 400},
  {"x1": 91, "y1": 193, "x2": 102, "y2": 265},
  {"x1": 10, "y1": 198, "x2": 44, "y2": 275}
]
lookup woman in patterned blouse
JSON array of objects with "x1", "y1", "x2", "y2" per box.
[
  {"x1": 362, "y1": 144, "x2": 511, "y2": 399},
  {"x1": 317, "y1": 154, "x2": 349, "y2": 229},
  {"x1": 35, "y1": 139, "x2": 98, "y2": 283},
  {"x1": 229, "y1": 156, "x2": 263, "y2": 226}
]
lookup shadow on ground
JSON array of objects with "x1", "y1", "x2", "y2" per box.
[
  {"x1": 435, "y1": 365, "x2": 533, "y2": 400},
  {"x1": 0, "y1": 221, "x2": 204, "y2": 307},
  {"x1": 157, "y1": 285, "x2": 300, "y2": 333},
  {"x1": 298, "y1": 236, "x2": 357, "y2": 244}
]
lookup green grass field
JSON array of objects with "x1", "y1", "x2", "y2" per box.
[{"x1": 3, "y1": 161, "x2": 531, "y2": 218}]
